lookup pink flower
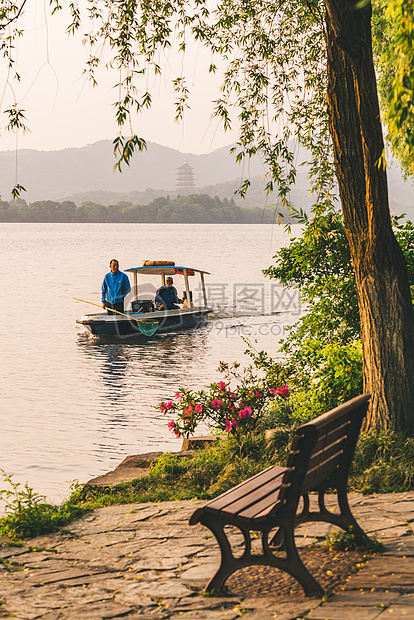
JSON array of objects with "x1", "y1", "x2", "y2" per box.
[
  {"x1": 248, "y1": 391, "x2": 254, "y2": 397},
  {"x1": 211, "y1": 398, "x2": 223, "y2": 408},
  {"x1": 167, "y1": 420, "x2": 175, "y2": 431},
  {"x1": 239, "y1": 406, "x2": 252, "y2": 419},
  {"x1": 217, "y1": 381, "x2": 227, "y2": 390},
  {"x1": 175, "y1": 392, "x2": 181, "y2": 399},
  {"x1": 231, "y1": 418, "x2": 238, "y2": 428},
  {"x1": 277, "y1": 385, "x2": 290, "y2": 398},
  {"x1": 194, "y1": 403, "x2": 202, "y2": 414},
  {"x1": 183, "y1": 403, "x2": 193, "y2": 414},
  {"x1": 174, "y1": 431, "x2": 181, "y2": 438},
  {"x1": 166, "y1": 401, "x2": 173, "y2": 410},
  {"x1": 225, "y1": 419, "x2": 232, "y2": 432},
  {"x1": 230, "y1": 393, "x2": 237, "y2": 398},
  {"x1": 256, "y1": 391, "x2": 261, "y2": 397},
  {"x1": 269, "y1": 388, "x2": 278, "y2": 396}
]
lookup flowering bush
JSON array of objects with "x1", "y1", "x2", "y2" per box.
[{"x1": 159, "y1": 377, "x2": 290, "y2": 439}]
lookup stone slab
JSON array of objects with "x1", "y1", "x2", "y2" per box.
[
  {"x1": 385, "y1": 606, "x2": 414, "y2": 617},
  {"x1": 307, "y1": 604, "x2": 385, "y2": 619},
  {"x1": 87, "y1": 467, "x2": 149, "y2": 487},
  {"x1": 330, "y1": 591, "x2": 400, "y2": 606},
  {"x1": 87, "y1": 452, "x2": 195, "y2": 488},
  {"x1": 180, "y1": 436, "x2": 226, "y2": 451},
  {"x1": 0, "y1": 492, "x2": 414, "y2": 619}
]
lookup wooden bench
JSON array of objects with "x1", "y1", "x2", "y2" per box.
[{"x1": 189, "y1": 394, "x2": 370, "y2": 596}]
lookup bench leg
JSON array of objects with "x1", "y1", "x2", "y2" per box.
[
  {"x1": 201, "y1": 516, "x2": 251, "y2": 592},
  {"x1": 263, "y1": 523, "x2": 324, "y2": 597},
  {"x1": 333, "y1": 487, "x2": 368, "y2": 540},
  {"x1": 199, "y1": 514, "x2": 324, "y2": 597},
  {"x1": 270, "y1": 493, "x2": 311, "y2": 548},
  {"x1": 293, "y1": 489, "x2": 369, "y2": 543}
]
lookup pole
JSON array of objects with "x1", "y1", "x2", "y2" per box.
[{"x1": 73, "y1": 297, "x2": 153, "y2": 324}]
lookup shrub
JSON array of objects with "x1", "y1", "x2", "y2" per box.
[
  {"x1": 293, "y1": 341, "x2": 363, "y2": 417},
  {"x1": 0, "y1": 471, "x2": 87, "y2": 540},
  {"x1": 159, "y1": 359, "x2": 291, "y2": 439}
]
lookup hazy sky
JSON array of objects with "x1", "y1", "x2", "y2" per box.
[{"x1": 0, "y1": 1, "x2": 236, "y2": 154}]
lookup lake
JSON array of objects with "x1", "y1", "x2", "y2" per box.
[{"x1": 0, "y1": 223, "x2": 302, "y2": 503}]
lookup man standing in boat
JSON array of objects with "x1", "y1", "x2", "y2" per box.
[
  {"x1": 155, "y1": 276, "x2": 181, "y2": 310},
  {"x1": 102, "y1": 259, "x2": 131, "y2": 315}
]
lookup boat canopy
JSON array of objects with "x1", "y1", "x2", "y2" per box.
[{"x1": 125, "y1": 265, "x2": 210, "y2": 276}]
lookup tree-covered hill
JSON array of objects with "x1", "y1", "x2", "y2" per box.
[{"x1": 0, "y1": 194, "x2": 290, "y2": 224}]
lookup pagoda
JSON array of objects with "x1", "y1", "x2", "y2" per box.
[{"x1": 176, "y1": 156, "x2": 195, "y2": 191}]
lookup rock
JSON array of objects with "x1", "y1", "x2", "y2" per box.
[
  {"x1": 180, "y1": 435, "x2": 226, "y2": 451},
  {"x1": 87, "y1": 468, "x2": 149, "y2": 488},
  {"x1": 115, "y1": 452, "x2": 164, "y2": 469},
  {"x1": 87, "y1": 451, "x2": 195, "y2": 488},
  {"x1": 87, "y1": 437, "x2": 224, "y2": 489}
]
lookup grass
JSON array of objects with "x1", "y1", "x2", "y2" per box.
[
  {"x1": 325, "y1": 529, "x2": 385, "y2": 553},
  {"x1": 1, "y1": 427, "x2": 414, "y2": 542},
  {"x1": 350, "y1": 431, "x2": 414, "y2": 493}
]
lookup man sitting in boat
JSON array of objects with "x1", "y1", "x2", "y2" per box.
[
  {"x1": 101, "y1": 259, "x2": 131, "y2": 315},
  {"x1": 155, "y1": 277, "x2": 182, "y2": 310}
]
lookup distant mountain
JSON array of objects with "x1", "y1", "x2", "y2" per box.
[
  {"x1": 0, "y1": 139, "x2": 413, "y2": 217},
  {"x1": 0, "y1": 140, "x2": 265, "y2": 202}
]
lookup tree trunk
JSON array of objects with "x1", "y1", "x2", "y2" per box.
[{"x1": 324, "y1": 0, "x2": 414, "y2": 433}]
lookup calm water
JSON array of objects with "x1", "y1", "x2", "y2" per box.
[{"x1": 0, "y1": 223, "x2": 301, "y2": 502}]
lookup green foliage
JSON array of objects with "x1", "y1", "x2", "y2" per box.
[
  {"x1": 384, "y1": 0, "x2": 414, "y2": 177},
  {"x1": 160, "y1": 357, "x2": 290, "y2": 439},
  {"x1": 350, "y1": 431, "x2": 414, "y2": 493},
  {"x1": 292, "y1": 341, "x2": 363, "y2": 417},
  {"x1": 0, "y1": 194, "x2": 283, "y2": 223},
  {"x1": 3, "y1": 422, "x2": 414, "y2": 541},
  {"x1": 371, "y1": 0, "x2": 407, "y2": 176},
  {"x1": 148, "y1": 452, "x2": 189, "y2": 477},
  {"x1": 326, "y1": 529, "x2": 384, "y2": 553},
  {"x1": 264, "y1": 212, "x2": 360, "y2": 345},
  {"x1": 264, "y1": 212, "x2": 414, "y2": 367},
  {"x1": 394, "y1": 216, "x2": 414, "y2": 284},
  {"x1": 0, "y1": 472, "x2": 88, "y2": 540},
  {"x1": 244, "y1": 336, "x2": 363, "y2": 419}
]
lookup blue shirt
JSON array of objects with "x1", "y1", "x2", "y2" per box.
[
  {"x1": 155, "y1": 285, "x2": 180, "y2": 310},
  {"x1": 101, "y1": 270, "x2": 131, "y2": 304}
]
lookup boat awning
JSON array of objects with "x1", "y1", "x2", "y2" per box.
[{"x1": 125, "y1": 265, "x2": 210, "y2": 276}]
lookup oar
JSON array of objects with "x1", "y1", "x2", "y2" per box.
[{"x1": 73, "y1": 297, "x2": 156, "y2": 324}]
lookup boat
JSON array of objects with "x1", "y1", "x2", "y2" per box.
[{"x1": 75, "y1": 262, "x2": 210, "y2": 337}]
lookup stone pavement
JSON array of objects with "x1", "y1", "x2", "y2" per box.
[{"x1": 0, "y1": 492, "x2": 413, "y2": 619}]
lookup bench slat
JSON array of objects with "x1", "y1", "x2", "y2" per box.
[
  {"x1": 203, "y1": 466, "x2": 286, "y2": 515},
  {"x1": 307, "y1": 437, "x2": 346, "y2": 473},
  {"x1": 299, "y1": 395, "x2": 369, "y2": 432},
  {"x1": 311, "y1": 420, "x2": 350, "y2": 453},
  {"x1": 218, "y1": 477, "x2": 286, "y2": 520},
  {"x1": 303, "y1": 451, "x2": 343, "y2": 490},
  {"x1": 232, "y1": 487, "x2": 287, "y2": 522}
]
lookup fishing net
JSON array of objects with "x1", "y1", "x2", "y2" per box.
[{"x1": 137, "y1": 321, "x2": 159, "y2": 336}]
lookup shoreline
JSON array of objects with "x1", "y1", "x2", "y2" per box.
[{"x1": 86, "y1": 436, "x2": 222, "y2": 489}]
